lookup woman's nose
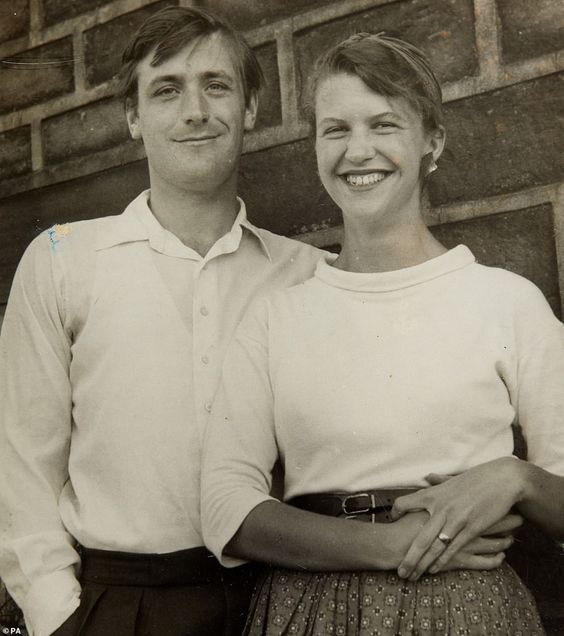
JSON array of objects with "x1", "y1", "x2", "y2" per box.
[{"x1": 344, "y1": 131, "x2": 376, "y2": 164}]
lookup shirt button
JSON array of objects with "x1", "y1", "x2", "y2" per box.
[
  {"x1": 200, "y1": 306, "x2": 209, "y2": 316},
  {"x1": 205, "y1": 402, "x2": 212, "y2": 413},
  {"x1": 201, "y1": 355, "x2": 209, "y2": 364}
]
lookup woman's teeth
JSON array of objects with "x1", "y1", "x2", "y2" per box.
[{"x1": 345, "y1": 172, "x2": 389, "y2": 186}]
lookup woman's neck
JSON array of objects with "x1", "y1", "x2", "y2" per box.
[{"x1": 334, "y1": 214, "x2": 447, "y2": 273}]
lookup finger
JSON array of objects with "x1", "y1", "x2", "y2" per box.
[
  {"x1": 463, "y1": 535, "x2": 513, "y2": 555},
  {"x1": 397, "y1": 513, "x2": 446, "y2": 579},
  {"x1": 407, "y1": 535, "x2": 451, "y2": 581},
  {"x1": 440, "y1": 552, "x2": 506, "y2": 572},
  {"x1": 407, "y1": 523, "x2": 468, "y2": 581},
  {"x1": 425, "y1": 473, "x2": 454, "y2": 485},
  {"x1": 391, "y1": 492, "x2": 428, "y2": 520},
  {"x1": 482, "y1": 513, "x2": 523, "y2": 536},
  {"x1": 428, "y1": 526, "x2": 476, "y2": 574}
]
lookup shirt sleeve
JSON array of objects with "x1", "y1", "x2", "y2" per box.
[
  {"x1": 512, "y1": 283, "x2": 564, "y2": 476},
  {"x1": 201, "y1": 298, "x2": 279, "y2": 567},
  {"x1": 0, "y1": 233, "x2": 81, "y2": 636}
]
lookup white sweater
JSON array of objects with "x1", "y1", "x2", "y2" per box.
[{"x1": 202, "y1": 246, "x2": 564, "y2": 565}]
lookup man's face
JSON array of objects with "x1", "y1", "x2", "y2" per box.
[{"x1": 126, "y1": 33, "x2": 257, "y2": 195}]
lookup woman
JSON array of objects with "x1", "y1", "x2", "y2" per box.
[{"x1": 202, "y1": 33, "x2": 564, "y2": 634}]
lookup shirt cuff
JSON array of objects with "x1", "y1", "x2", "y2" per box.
[
  {"x1": 205, "y1": 493, "x2": 275, "y2": 567},
  {"x1": 23, "y1": 568, "x2": 81, "y2": 636}
]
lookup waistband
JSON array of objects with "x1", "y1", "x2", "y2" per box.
[
  {"x1": 78, "y1": 545, "x2": 251, "y2": 586},
  {"x1": 288, "y1": 488, "x2": 419, "y2": 523}
]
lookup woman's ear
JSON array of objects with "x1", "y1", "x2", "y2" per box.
[
  {"x1": 125, "y1": 99, "x2": 142, "y2": 140},
  {"x1": 429, "y1": 125, "x2": 446, "y2": 164}
]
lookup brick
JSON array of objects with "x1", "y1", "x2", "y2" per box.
[
  {"x1": 254, "y1": 42, "x2": 281, "y2": 129},
  {"x1": 0, "y1": 0, "x2": 29, "y2": 43},
  {"x1": 431, "y1": 204, "x2": 561, "y2": 317},
  {"x1": 429, "y1": 73, "x2": 564, "y2": 206},
  {"x1": 294, "y1": 0, "x2": 477, "y2": 111},
  {"x1": 0, "y1": 158, "x2": 150, "y2": 304},
  {"x1": 497, "y1": 0, "x2": 564, "y2": 64},
  {"x1": 84, "y1": 0, "x2": 176, "y2": 87},
  {"x1": 201, "y1": 0, "x2": 335, "y2": 31},
  {"x1": 240, "y1": 138, "x2": 340, "y2": 236},
  {"x1": 0, "y1": 38, "x2": 74, "y2": 114},
  {"x1": 0, "y1": 126, "x2": 31, "y2": 180},
  {"x1": 44, "y1": 0, "x2": 113, "y2": 27},
  {"x1": 43, "y1": 98, "x2": 131, "y2": 164}
]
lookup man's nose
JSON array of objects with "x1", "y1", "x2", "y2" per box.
[{"x1": 180, "y1": 90, "x2": 209, "y2": 124}]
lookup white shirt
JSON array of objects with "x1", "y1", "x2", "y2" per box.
[
  {"x1": 202, "y1": 246, "x2": 564, "y2": 565},
  {"x1": 0, "y1": 191, "x2": 323, "y2": 636}
]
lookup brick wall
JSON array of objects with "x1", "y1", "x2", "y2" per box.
[{"x1": 0, "y1": 0, "x2": 563, "y2": 630}]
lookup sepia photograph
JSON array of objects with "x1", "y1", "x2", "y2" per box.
[{"x1": 1, "y1": 0, "x2": 563, "y2": 634}]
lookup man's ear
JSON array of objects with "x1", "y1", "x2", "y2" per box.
[
  {"x1": 243, "y1": 90, "x2": 259, "y2": 132},
  {"x1": 125, "y1": 98, "x2": 142, "y2": 140}
]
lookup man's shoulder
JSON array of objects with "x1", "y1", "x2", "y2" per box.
[
  {"x1": 29, "y1": 213, "x2": 125, "y2": 258},
  {"x1": 252, "y1": 226, "x2": 327, "y2": 263}
]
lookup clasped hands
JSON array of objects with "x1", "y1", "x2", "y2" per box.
[{"x1": 390, "y1": 457, "x2": 525, "y2": 581}]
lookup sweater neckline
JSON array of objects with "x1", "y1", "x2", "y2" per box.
[{"x1": 315, "y1": 245, "x2": 475, "y2": 292}]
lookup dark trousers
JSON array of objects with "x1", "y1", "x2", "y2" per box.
[{"x1": 52, "y1": 546, "x2": 260, "y2": 636}]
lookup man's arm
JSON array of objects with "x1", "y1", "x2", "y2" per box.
[{"x1": 0, "y1": 233, "x2": 81, "y2": 636}]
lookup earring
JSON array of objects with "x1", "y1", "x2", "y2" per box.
[{"x1": 426, "y1": 158, "x2": 438, "y2": 175}]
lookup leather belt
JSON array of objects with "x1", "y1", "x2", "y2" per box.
[{"x1": 288, "y1": 488, "x2": 419, "y2": 523}]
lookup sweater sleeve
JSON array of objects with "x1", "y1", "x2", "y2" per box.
[
  {"x1": 512, "y1": 283, "x2": 564, "y2": 476},
  {"x1": 201, "y1": 298, "x2": 279, "y2": 566},
  {"x1": 0, "y1": 232, "x2": 81, "y2": 636}
]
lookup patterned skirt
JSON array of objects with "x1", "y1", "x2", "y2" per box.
[{"x1": 244, "y1": 562, "x2": 544, "y2": 635}]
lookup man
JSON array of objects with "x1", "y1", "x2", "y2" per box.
[{"x1": 0, "y1": 7, "x2": 323, "y2": 635}]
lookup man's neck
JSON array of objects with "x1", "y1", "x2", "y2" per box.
[{"x1": 148, "y1": 182, "x2": 240, "y2": 257}]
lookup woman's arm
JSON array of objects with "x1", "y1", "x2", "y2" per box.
[
  {"x1": 202, "y1": 299, "x2": 514, "y2": 573},
  {"x1": 392, "y1": 284, "x2": 564, "y2": 580},
  {"x1": 391, "y1": 458, "x2": 564, "y2": 580},
  {"x1": 226, "y1": 499, "x2": 514, "y2": 572}
]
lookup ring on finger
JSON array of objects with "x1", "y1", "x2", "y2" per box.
[{"x1": 437, "y1": 532, "x2": 453, "y2": 546}]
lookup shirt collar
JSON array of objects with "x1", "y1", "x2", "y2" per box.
[{"x1": 95, "y1": 190, "x2": 272, "y2": 262}]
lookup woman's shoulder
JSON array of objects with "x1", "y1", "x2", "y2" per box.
[{"x1": 466, "y1": 260, "x2": 561, "y2": 329}]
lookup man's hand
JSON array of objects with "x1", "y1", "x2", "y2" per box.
[{"x1": 390, "y1": 458, "x2": 525, "y2": 580}]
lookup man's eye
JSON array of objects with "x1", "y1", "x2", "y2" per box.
[
  {"x1": 207, "y1": 82, "x2": 228, "y2": 92},
  {"x1": 154, "y1": 86, "x2": 178, "y2": 98}
]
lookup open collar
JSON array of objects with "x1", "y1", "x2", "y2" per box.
[{"x1": 95, "y1": 190, "x2": 272, "y2": 262}]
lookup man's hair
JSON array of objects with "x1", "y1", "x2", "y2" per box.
[
  {"x1": 117, "y1": 5, "x2": 264, "y2": 107},
  {"x1": 306, "y1": 32, "x2": 443, "y2": 133}
]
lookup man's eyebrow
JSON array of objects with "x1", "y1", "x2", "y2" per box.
[
  {"x1": 199, "y1": 70, "x2": 236, "y2": 82},
  {"x1": 146, "y1": 74, "x2": 183, "y2": 89}
]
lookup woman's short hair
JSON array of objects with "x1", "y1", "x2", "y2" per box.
[
  {"x1": 117, "y1": 6, "x2": 263, "y2": 107},
  {"x1": 307, "y1": 32, "x2": 443, "y2": 132}
]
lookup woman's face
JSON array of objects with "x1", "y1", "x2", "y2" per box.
[{"x1": 315, "y1": 72, "x2": 442, "y2": 226}]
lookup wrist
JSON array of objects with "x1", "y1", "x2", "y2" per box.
[
  {"x1": 363, "y1": 522, "x2": 404, "y2": 571},
  {"x1": 505, "y1": 456, "x2": 533, "y2": 504}
]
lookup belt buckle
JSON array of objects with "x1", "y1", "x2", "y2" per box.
[{"x1": 342, "y1": 493, "x2": 375, "y2": 518}]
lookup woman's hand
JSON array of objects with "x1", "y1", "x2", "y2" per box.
[
  {"x1": 390, "y1": 457, "x2": 525, "y2": 580},
  {"x1": 383, "y1": 508, "x2": 519, "y2": 574}
]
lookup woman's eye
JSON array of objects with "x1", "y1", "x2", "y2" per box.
[
  {"x1": 324, "y1": 126, "x2": 347, "y2": 137},
  {"x1": 373, "y1": 122, "x2": 397, "y2": 131}
]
